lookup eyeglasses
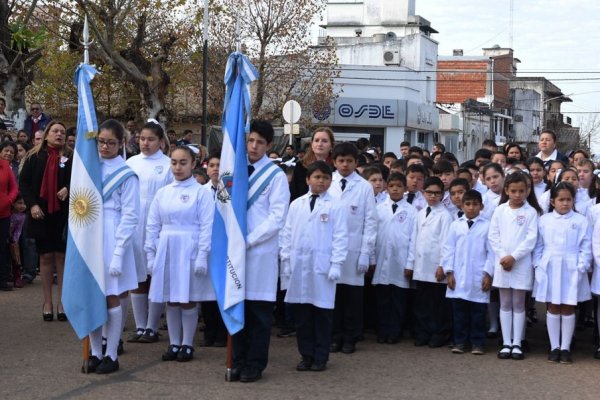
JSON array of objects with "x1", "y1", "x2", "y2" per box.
[
  {"x1": 424, "y1": 190, "x2": 443, "y2": 196},
  {"x1": 97, "y1": 139, "x2": 119, "y2": 148}
]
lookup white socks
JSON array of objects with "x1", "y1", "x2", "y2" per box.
[
  {"x1": 181, "y1": 307, "x2": 199, "y2": 347},
  {"x1": 560, "y1": 314, "x2": 576, "y2": 351},
  {"x1": 147, "y1": 302, "x2": 164, "y2": 332},
  {"x1": 512, "y1": 311, "x2": 525, "y2": 347},
  {"x1": 167, "y1": 305, "x2": 182, "y2": 346},
  {"x1": 105, "y1": 306, "x2": 123, "y2": 360},
  {"x1": 546, "y1": 312, "x2": 561, "y2": 350},
  {"x1": 488, "y1": 301, "x2": 499, "y2": 332},
  {"x1": 120, "y1": 296, "x2": 129, "y2": 332},
  {"x1": 499, "y1": 310, "x2": 513, "y2": 346},
  {"x1": 90, "y1": 326, "x2": 103, "y2": 358},
  {"x1": 130, "y1": 293, "x2": 148, "y2": 330}
]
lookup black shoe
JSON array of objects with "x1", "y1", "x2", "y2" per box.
[
  {"x1": 511, "y1": 345, "x2": 524, "y2": 360},
  {"x1": 176, "y1": 345, "x2": 194, "y2": 362},
  {"x1": 277, "y1": 327, "x2": 296, "y2": 338},
  {"x1": 87, "y1": 356, "x2": 102, "y2": 373},
  {"x1": 296, "y1": 357, "x2": 313, "y2": 372},
  {"x1": 310, "y1": 361, "x2": 327, "y2": 372},
  {"x1": 228, "y1": 367, "x2": 241, "y2": 382},
  {"x1": 341, "y1": 343, "x2": 355, "y2": 354},
  {"x1": 595, "y1": 348, "x2": 600, "y2": 360},
  {"x1": 240, "y1": 367, "x2": 262, "y2": 383},
  {"x1": 57, "y1": 311, "x2": 67, "y2": 322},
  {"x1": 0, "y1": 281, "x2": 13, "y2": 291},
  {"x1": 521, "y1": 339, "x2": 531, "y2": 353},
  {"x1": 198, "y1": 339, "x2": 214, "y2": 347},
  {"x1": 386, "y1": 336, "x2": 399, "y2": 345},
  {"x1": 414, "y1": 337, "x2": 429, "y2": 347},
  {"x1": 162, "y1": 345, "x2": 180, "y2": 361},
  {"x1": 95, "y1": 356, "x2": 119, "y2": 374},
  {"x1": 559, "y1": 350, "x2": 572, "y2": 364},
  {"x1": 497, "y1": 345, "x2": 512, "y2": 359},
  {"x1": 138, "y1": 328, "x2": 159, "y2": 343},
  {"x1": 329, "y1": 342, "x2": 341, "y2": 353},
  {"x1": 547, "y1": 348, "x2": 560, "y2": 363},
  {"x1": 127, "y1": 328, "x2": 145, "y2": 343},
  {"x1": 43, "y1": 311, "x2": 54, "y2": 322},
  {"x1": 117, "y1": 339, "x2": 124, "y2": 355}
]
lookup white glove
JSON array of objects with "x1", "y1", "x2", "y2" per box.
[
  {"x1": 194, "y1": 263, "x2": 208, "y2": 276},
  {"x1": 357, "y1": 254, "x2": 370, "y2": 274},
  {"x1": 109, "y1": 253, "x2": 123, "y2": 277},
  {"x1": 328, "y1": 264, "x2": 341, "y2": 281},
  {"x1": 281, "y1": 260, "x2": 291, "y2": 277}
]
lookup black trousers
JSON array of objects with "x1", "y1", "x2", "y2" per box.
[
  {"x1": 200, "y1": 301, "x2": 226, "y2": 344},
  {"x1": 292, "y1": 303, "x2": 333, "y2": 363},
  {"x1": 375, "y1": 284, "x2": 408, "y2": 339},
  {"x1": 232, "y1": 300, "x2": 274, "y2": 371},
  {"x1": 0, "y1": 217, "x2": 10, "y2": 283},
  {"x1": 332, "y1": 284, "x2": 363, "y2": 345},
  {"x1": 414, "y1": 281, "x2": 452, "y2": 342}
]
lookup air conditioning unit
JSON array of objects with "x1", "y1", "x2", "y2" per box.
[
  {"x1": 383, "y1": 51, "x2": 400, "y2": 65},
  {"x1": 514, "y1": 115, "x2": 523, "y2": 122}
]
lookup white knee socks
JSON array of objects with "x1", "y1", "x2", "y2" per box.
[
  {"x1": 512, "y1": 311, "x2": 525, "y2": 347},
  {"x1": 147, "y1": 302, "x2": 164, "y2": 332},
  {"x1": 90, "y1": 326, "x2": 103, "y2": 358},
  {"x1": 106, "y1": 306, "x2": 123, "y2": 360},
  {"x1": 130, "y1": 293, "x2": 148, "y2": 330},
  {"x1": 167, "y1": 305, "x2": 182, "y2": 346},
  {"x1": 181, "y1": 307, "x2": 199, "y2": 347},
  {"x1": 499, "y1": 310, "x2": 513, "y2": 346},
  {"x1": 546, "y1": 312, "x2": 561, "y2": 350},
  {"x1": 560, "y1": 314, "x2": 576, "y2": 351}
]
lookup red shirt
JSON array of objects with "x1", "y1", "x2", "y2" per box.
[{"x1": 0, "y1": 160, "x2": 18, "y2": 218}]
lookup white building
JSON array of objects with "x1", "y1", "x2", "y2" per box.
[{"x1": 313, "y1": 0, "x2": 439, "y2": 155}]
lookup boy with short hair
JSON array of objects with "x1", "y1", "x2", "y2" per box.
[
  {"x1": 474, "y1": 148, "x2": 492, "y2": 167},
  {"x1": 373, "y1": 172, "x2": 417, "y2": 344},
  {"x1": 329, "y1": 142, "x2": 377, "y2": 354},
  {"x1": 405, "y1": 177, "x2": 453, "y2": 347},
  {"x1": 460, "y1": 161, "x2": 487, "y2": 194},
  {"x1": 382, "y1": 152, "x2": 398, "y2": 170},
  {"x1": 362, "y1": 166, "x2": 388, "y2": 204},
  {"x1": 280, "y1": 161, "x2": 348, "y2": 372},
  {"x1": 400, "y1": 141, "x2": 411, "y2": 159},
  {"x1": 404, "y1": 164, "x2": 428, "y2": 211},
  {"x1": 441, "y1": 189, "x2": 494, "y2": 355},
  {"x1": 390, "y1": 159, "x2": 406, "y2": 175},
  {"x1": 406, "y1": 154, "x2": 424, "y2": 168},
  {"x1": 433, "y1": 160, "x2": 458, "y2": 214},
  {"x1": 449, "y1": 178, "x2": 470, "y2": 220}
]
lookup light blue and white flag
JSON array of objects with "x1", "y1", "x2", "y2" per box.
[
  {"x1": 62, "y1": 63, "x2": 106, "y2": 339},
  {"x1": 210, "y1": 52, "x2": 258, "y2": 334}
]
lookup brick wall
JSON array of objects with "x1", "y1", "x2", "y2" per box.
[{"x1": 437, "y1": 60, "x2": 489, "y2": 103}]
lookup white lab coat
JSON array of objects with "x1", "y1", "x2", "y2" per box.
[
  {"x1": 533, "y1": 181, "x2": 547, "y2": 203},
  {"x1": 533, "y1": 210, "x2": 591, "y2": 305},
  {"x1": 246, "y1": 155, "x2": 290, "y2": 301},
  {"x1": 442, "y1": 190, "x2": 459, "y2": 215},
  {"x1": 145, "y1": 177, "x2": 214, "y2": 303},
  {"x1": 590, "y1": 214, "x2": 600, "y2": 295},
  {"x1": 409, "y1": 203, "x2": 453, "y2": 283},
  {"x1": 539, "y1": 190, "x2": 593, "y2": 216},
  {"x1": 474, "y1": 180, "x2": 488, "y2": 195},
  {"x1": 101, "y1": 156, "x2": 140, "y2": 296},
  {"x1": 330, "y1": 170, "x2": 377, "y2": 286},
  {"x1": 372, "y1": 198, "x2": 417, "y2": 288},
  {"x1": 488, "y1": 202, "x2": 539, "y2": 290},
  {"x1": 481, "y1": 190, "x2": 501, "y2": 220},
  {"x1": 375, "y1": 191, "x2": 389, "y2": 204},
  {"x1": 441, "y1": 216, "x2": 494, "y2": 303},
  {"x1": 404, "y1": 190, "x2": 427, "y2": 211},
  {"x1": 127, "y1": 151, "x2": 173, "y2": 282},
  {"x1": 281, "y1": 191, "x2": 348, "y2": 309}
]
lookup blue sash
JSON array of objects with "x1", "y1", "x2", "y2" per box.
[
  {"x1": 247, "y1": 162, "x2": 281, "y2": 210},
  {"x1": 102, "y1": 165, "x2": 136, "y2": 202}
]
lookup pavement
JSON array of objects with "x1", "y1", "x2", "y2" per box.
[{"x1": 1, "y1": 280, "x2": 600, "y2": 400}]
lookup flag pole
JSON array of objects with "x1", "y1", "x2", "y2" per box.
[
  {"x1": 79, "y1": 14, "x2": 92, "y2": 373},
  {"x1": 225, "y1": 334, "x2": 233, "y2": 381}
]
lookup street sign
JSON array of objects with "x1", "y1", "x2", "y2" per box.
[
  {"x1": 282, "y1": 100, "x2": 301, "y2": 124},
  {"x1": 284, "y1": 124, "x2": 300, "y2": 135}
]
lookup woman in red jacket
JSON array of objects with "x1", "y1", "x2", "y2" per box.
[
  {"x1": 0, "y1": 156, "x2": 17, "y2": 290},
  {"x1": 19, "y1": 121, "x2": 71, "y2": 319}
]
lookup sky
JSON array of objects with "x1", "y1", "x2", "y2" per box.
[{"x1": 416, "y1": 0, "x2": 600, "y2": 151}]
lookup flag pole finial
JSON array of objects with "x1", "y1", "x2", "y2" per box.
[{"x1": 81, "y1": 15, "x2": 93, "y2": 64}]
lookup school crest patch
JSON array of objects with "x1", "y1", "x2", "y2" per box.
[
  {"x1": 180, "y1": 194, "x2": 190, "y2": 203},
  {"x1": 154, "y1": 165, "x2": 164, "y2": 174},
  {"x1": 320, "y1": 213, "x2": 329, "y2": 222},
  {"x1": 516, "y1": 215, "x2": 526, "y2": 226},
  {"x1": 571, "y1": 223, "x2": 577, "y2": 230},
  {"x1": 397, "y1": 210, "x2": 407, "y2": 223}
]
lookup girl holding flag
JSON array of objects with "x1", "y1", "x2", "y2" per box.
[{"x1": 88, "y1": 119, "x2": 140, "y2": 374}]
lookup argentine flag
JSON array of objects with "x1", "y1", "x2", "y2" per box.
[
  {"x1": 210, "y1": 53, "x2": 258, "y2": 334},
  {"x1": 62, "y1": 63, "x2": 106, "y2": 339}
]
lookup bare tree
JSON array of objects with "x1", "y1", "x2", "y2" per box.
[{"x1": 577, "y1": 113, "x2": 600, "y2": 156}]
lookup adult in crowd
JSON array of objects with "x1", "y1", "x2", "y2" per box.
[
  {"x1": 65, "y1": 128, "x2": 76, "y2": 150},
  {"x1": 281, "y1": 144, "x2": 296, "y2": 164},
  {"x1": 17, "y1": 130, "x2": 30, "y2": 145},
  {"x1": 176, "y1": 129, "x2": 193, "y2": 146},
  {"x1": 536, "y1": 129, "x2": 569, "y2": 167},
  {"x1": 32, "y1": 130, "x2": 44, "y2": 146},
  {"x1": 504, "y1": 143, "x2": 526, "y2": 161},
  {"x1": 0, "y1": 152, "x2": 18, "y2": 290},
  {"x1": 0, "y1": 141, "x2": 19, "y2": 177},
  {"x1": 23, "y1": 103, "x2": 51, "y2": 139},
  {"x1": 0, "y1": 97, "x2": 15, "y2": 131},
  {"x1": 19, "y1": 121, "x2": 71, "y2": 320},
  {"x1": 16, "y1": 142, "x2": 31, "y2": 173},
  {"x1": 289, "y1": 127, "x2": 335, "y2": 201}
]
